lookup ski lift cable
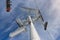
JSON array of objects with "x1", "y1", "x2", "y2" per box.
[{"x1": 47, "y1": 30, "x2": 55, "y2": 40}]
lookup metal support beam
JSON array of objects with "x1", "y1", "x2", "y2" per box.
[{"x1": 28, "y1": 16, "x2": 41, "y2": 40}]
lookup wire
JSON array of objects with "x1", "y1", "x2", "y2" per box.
[{"x1": 46, "y1": 30, "x2": 55, "y2": 40}]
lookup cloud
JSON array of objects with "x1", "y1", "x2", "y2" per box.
[
  {"x1": 0, "y1": 0, "x2": 60, "y2": 40},
  {"x1": 46, "y1": 0, "x2": 60, "y2": 40},
  {"x1": 12, "y1": 0, "x2": 60, "y2": 40},
  {"x1": 25, "y1": 0, "x2": 60, "y2": 40}
]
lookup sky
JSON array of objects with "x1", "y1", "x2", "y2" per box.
[{"x1": 0, "y1": 0, "x2": 60, "y2": 40}]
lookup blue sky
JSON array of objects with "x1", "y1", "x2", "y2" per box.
[{"x1": 0, "y1": 0, "x2": 60, "y2": 40}]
